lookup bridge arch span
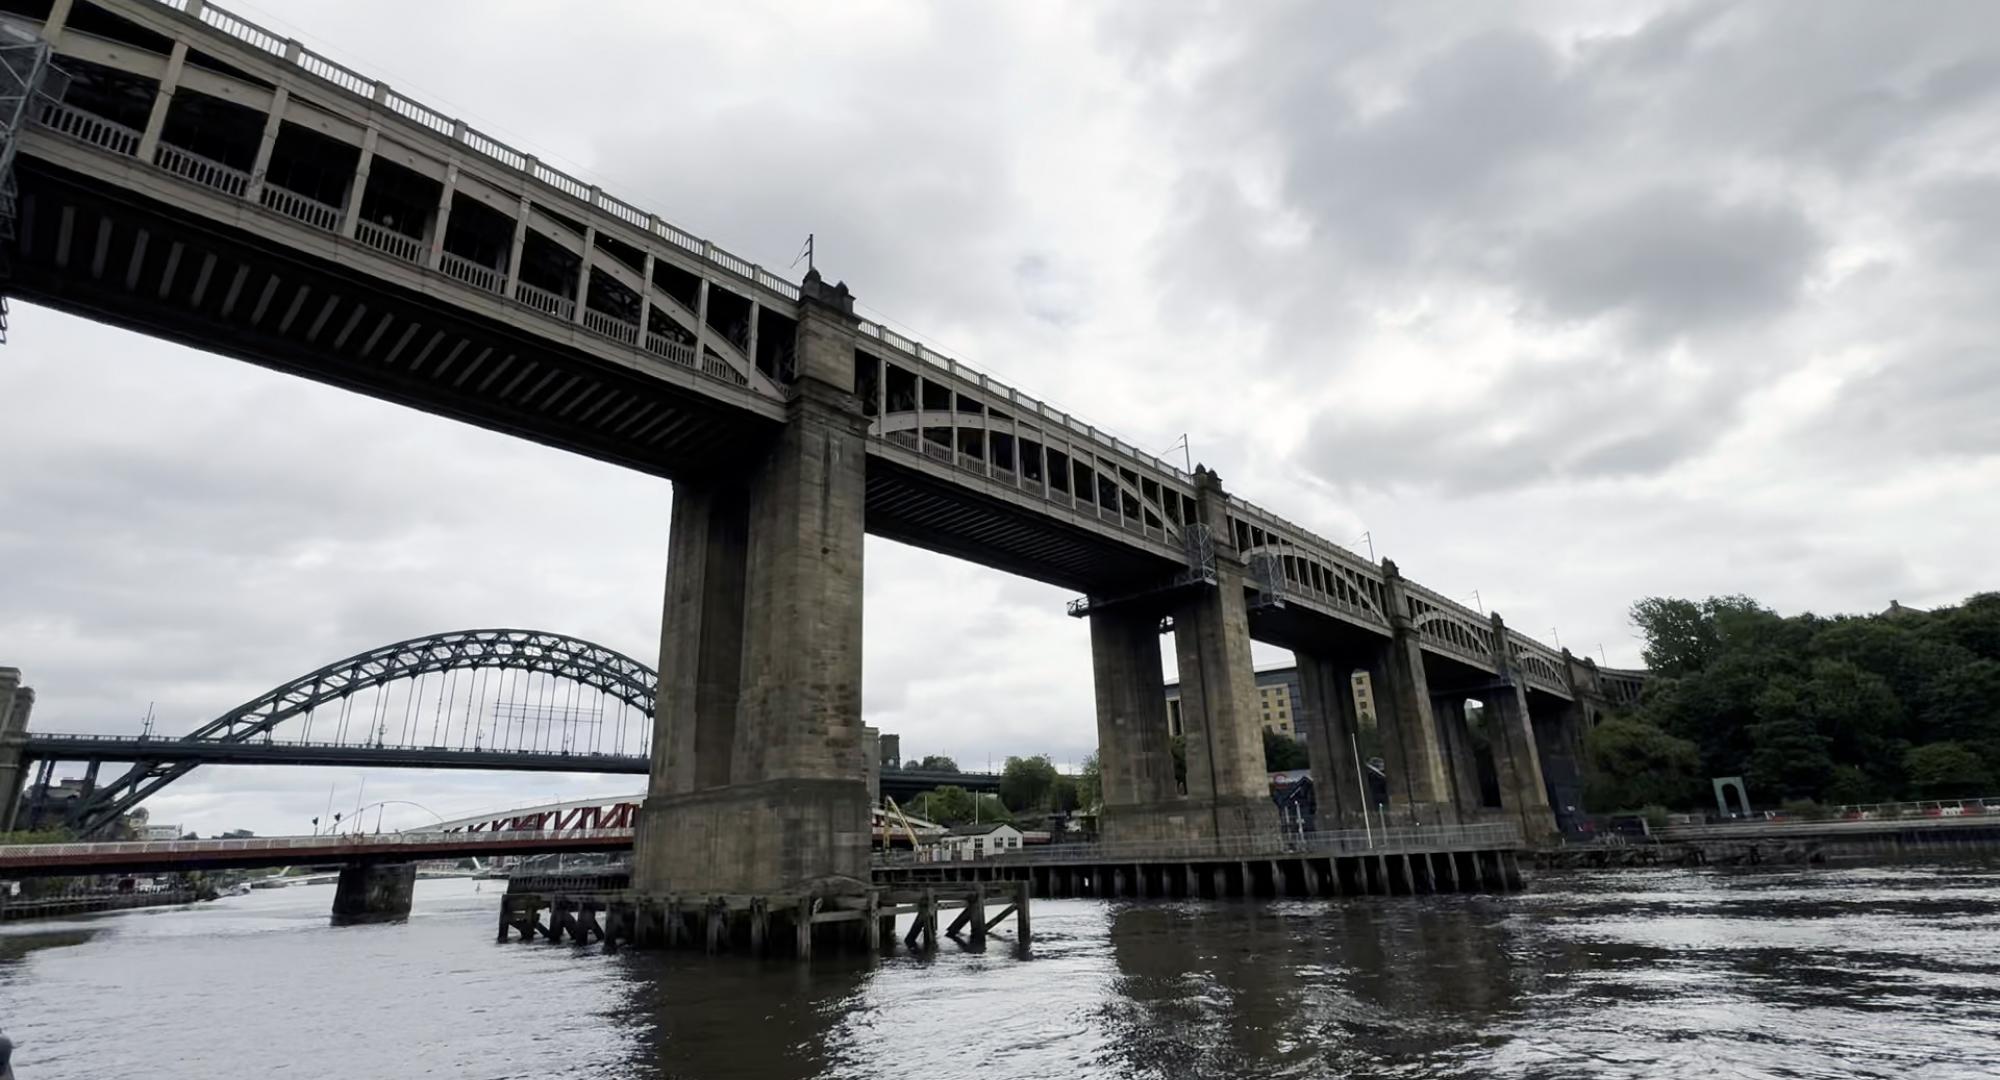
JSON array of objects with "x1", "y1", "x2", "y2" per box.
[{"x1": 67, "y1": 629, "x2": 658, "y2": 836}]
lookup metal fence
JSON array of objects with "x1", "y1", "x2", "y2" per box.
[
  {"x1": 0, "y1": 828, "x2": 633, "y2": 862},
  {"x1": 876, "y1": 822, "x2": 1522, "y2": 867}
]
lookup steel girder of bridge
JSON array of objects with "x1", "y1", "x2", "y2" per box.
[
  {"x1": 48, "y1": 629, "x2": 656, "y2": 836},
  {"x1": 0, "y1": 0, "x2": 1607, "y2": 702}
]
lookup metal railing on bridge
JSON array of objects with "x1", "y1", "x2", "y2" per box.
[
  {"x1": 874, "y1": 822, "x2": 1522, "y2": 868},
  {"x1": 0, "y1": 828, "x2": 633, "y2": 864}
]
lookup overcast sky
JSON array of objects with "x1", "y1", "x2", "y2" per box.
[{"x1": 5, "y1": 0, "x2": 1997, "y2": 835}]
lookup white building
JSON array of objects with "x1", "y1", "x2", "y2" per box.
[
  {"x1": 931, "y1": 822, "x2": 1024, "y2": 861},
  {"x1": 140, "y1": 824, "x2": 182, "y2": 841}
]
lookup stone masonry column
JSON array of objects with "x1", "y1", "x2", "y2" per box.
[
  {"x1": 0, "y1": 669, "x2": 33, "y2": 833},
  {"x1": 1168, "y1": 468, "x2": 1279, "y2": 842},
  {"x1": 632, "y1": 270, "x2": 872, "y2": 897},
  {"x1": 1368, "y1": 560, "x2": 1456, "y2": 826},
  {"x1": 1090, "y1": 606, "x2": 1185, "y2": 845},
  {"x1": 1430, "y1": 695, "x2": 1487, "y2": 816},
  {"x1": 1481, "y1": 613, "x2": 1557, "y2": 843},
  {"x1": 330, "y1": 862, "x2": 416, "y2": 924},
  {"x1": 1295, "y1": 651, "x2": 1367, "y2": 828}
]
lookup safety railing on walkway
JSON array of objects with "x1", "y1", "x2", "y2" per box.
[
  {"x1": 875, "y1": 822, "x2": 1523, "y2": 868},
  {"x1": 0, "y1": 828, "x2": 633, "y2": 862},
  {"x1": 24, "y1": 731, "x2": 647, "y2": 759}
]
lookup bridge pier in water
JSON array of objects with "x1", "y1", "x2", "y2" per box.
[
  {"x1": 1092, "y1": 468, "x2": 1280, "y2": 845},
  {"x1": 631, "y1": 274, "x2": 873, "y2": 903},
  {"x1": 330, "y1": 862, "x2": 416, "y2": 924},
  {"x1": 0, "y1": 669, "x2": 33, "y2": 833}
]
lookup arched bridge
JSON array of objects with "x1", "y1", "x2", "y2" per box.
[
  {"x1": 29, "y1": 628, "x2": 660, "y2": 836},
  {"x1": 20, "y1": 627, "x2": 1005, "y2": 836}
]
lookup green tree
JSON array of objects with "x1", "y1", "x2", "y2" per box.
[
  {"x1": 998, "y1": 754, "x2": 1059, "y2": 812},
  {"x1": 1076, "y1": 752, "x2": 1102, "y2": 812},
  {"x1": 1262, "y1": 729, "x2": 1309, "y2": 771},
  {"x1": 1904, "y1": 742, "x2": 1992, "y2": 798},
  {"x1": 910, "y1": 785, "x2": 1012, "y2": 825},
  {"x1": 1050, "y1": 774, "x2": 1080, "y2": 814},
  {"x1": 1582, "y1": 717, "x2": 1700, "y2": 810},
  {"x1": 913, "y1": 785, "x2": 974, "y2": 824},
  {"x1": 908, "y1": 754, "x2": 959, "y2": 772}
]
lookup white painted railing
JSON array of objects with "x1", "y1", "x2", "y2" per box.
[
  {"x1": 438, "y1": 249, "x2": 502, "y2": 294},
  {"x1": 645, "y1": 332, "x2": 696, "y2": 368},
  {"x1": 36, "y1": 99, "x2": 139, "y2": 156},
  {"x1": 153, "y1": 142, "x2": 248, "y2": 197},
  {"x1": 514, "y1": 281, "x2": 575, "y2": 322},
  {"x1": 353, "y1": 217, "x2": 423, "y2": 263},
  {"x1": 581, "y1": 306, "x2": 638, "y2": 345},
  {"x1": 258, "y1": 184, "x2": 341, "y2": 232}
]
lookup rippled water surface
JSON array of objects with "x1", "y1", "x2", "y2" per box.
[{"x1": 4, "y1": 865, "x2": 1999, "y2": 1079}]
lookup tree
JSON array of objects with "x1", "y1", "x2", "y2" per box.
[
  {"x1": 1630, "y1": 594, "x2": 1774, "y2": 677},
  {"x1": 1262, "y1": 729, "x2": 1309, "y2": 771},
  {"x1": 1905, "y1": 742, "x2": 1992, "y2": 797},
  {"x1": 912, "y1": 785, "x2": 974, "y2": 824},
  {"x1": 1050, "y1": 774, "x2": 1080, "y2": 814},
  {"x1": 1582, "y1": 717, "x2": 1700, "y2": 811},
  {"x1": 998, "y1": 755, "x2": 1059, "y2": 812},
  {"x1": 1076, "y1": 752, "x2": 1102, "y2": 812},
  {"x1": 905, "y1": 755, "x2": 959, "y2": 772},
  {"x1": 910, "y1": 785, "x2": 1012, "y2": 826}
]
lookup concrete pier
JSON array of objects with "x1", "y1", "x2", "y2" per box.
[
  {"x1": 1094, "y1": 468, "x2": 1279, "y2": 846},
  {"x1": 330, "y1": 862, "x2": 416, "y2": 924},
  {"x1": 632, "y1": 274, "x2": 874, "y2": 899},
  {"x1": 0, "y1": 669, "x2": 34, "y2": 833}
]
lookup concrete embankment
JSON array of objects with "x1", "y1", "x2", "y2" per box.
[{"x1": 0, "y1": 889, "x2": 204, "y2": 922}]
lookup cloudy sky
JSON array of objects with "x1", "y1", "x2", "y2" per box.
[{"x1": 5, "y1": 0, "x2": 1997, "y2": 835}]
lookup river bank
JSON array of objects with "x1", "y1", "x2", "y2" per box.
[{"x1": 0, "y1": 889, "x2": 204, "y2": 923}]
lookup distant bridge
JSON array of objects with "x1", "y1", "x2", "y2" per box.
[
  {"x1": 0, "y1": 828, "x2": 628, "y2": 877},
  {"x1": 11, "y1": 627, "x2": 999, "y2": 836}
]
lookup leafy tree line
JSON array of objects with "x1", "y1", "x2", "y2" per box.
[
  {"x1": 1588, "y1": 593, "x2": 2000, "y2": 811},
  {"x1": 904, "y1": 730, "x2": 1312, "y2": 828}
]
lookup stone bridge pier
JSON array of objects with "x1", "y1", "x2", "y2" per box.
[
  {"x1": 1092, "y1": 469, "x2": 1279, "y2": 845},
  {"x1": 632, "y1": 273, "x2": 873, "y2": 897},
  {"x1": 330, "y1": 862, "x2": 417, "y2": 924},
  {"x1": 0, "y1": 669, "x2": 34, "y2": 833},
  {"x1": 1290, "y1": 560, "x2": 1463, "y2": 830}
]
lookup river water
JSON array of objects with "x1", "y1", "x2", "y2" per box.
[{"x1": 3, "y1": 864, "x2": 1998, "y2": 1079}]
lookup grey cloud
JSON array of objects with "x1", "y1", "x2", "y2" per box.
[
  {"x1": 1297, "y1": 348, "x2": 1741, "y2": 495},
  {"x1": 1510, "y1": 187, "x2": 1821, "y2": 342}
]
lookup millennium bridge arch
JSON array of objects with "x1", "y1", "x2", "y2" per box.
[{"x1": 53, "y1": 629, "x2": 658, "y2": 836}]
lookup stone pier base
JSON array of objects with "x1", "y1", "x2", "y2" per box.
[
  {"x1": 330, "y1": 862, "x2": 416, "y2": 924},
  {"x1": 631, "y1": 778, "x2": 872, "y2": 897}
]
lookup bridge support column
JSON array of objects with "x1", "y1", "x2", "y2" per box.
[
  {"x1": 1090, "y1": 606, "x2": 1185, "y2": 845},
  {"x1": 1369, "y1": 560, "x2": 1457, "y2": 826},
  {"x1": 1531, "y1": 684, "x2": 1588, "y2": 835},
  {"x1": 634, "y1": 271, "x2": 872, "y2": 898},
  {"x1": 1296, "y1": 651, "x2": 1367, "y2": 828},
  {"x1": 1430, "y1": 695, "x2": 1487, "y2": 815},
  {"x1": 1168, "y1": 468, "x2": 1278, "y2": 842},
  {"x1": 0, "y1": 669, "x2": 32, "y2": 833},
  {"x1": 330, "y1": 862, "x2": 415, "y2": 924},
  {"x1": 1482, "y1": 615, "x2": 1556, "y2": 843}
]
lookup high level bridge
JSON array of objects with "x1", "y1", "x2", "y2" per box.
[{"x1": 0, "y1": 0, "x2": 1645, "y2": 898}]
